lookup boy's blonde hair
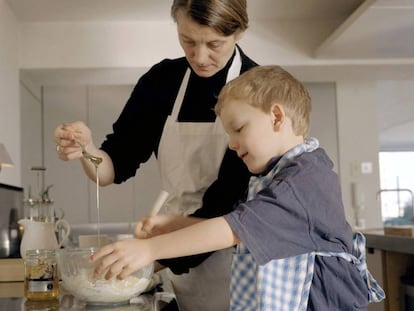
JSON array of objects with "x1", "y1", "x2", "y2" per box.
[{"x1": 215, "y1": 65, "x2": 311, "y2": 136}]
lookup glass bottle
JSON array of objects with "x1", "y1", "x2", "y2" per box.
[
  {"x1": 24, "y1": 299, "x2": 60, "y2": 311},
  {"x1": 24, "y1": 249, "x2": 59, "y2": 301}
]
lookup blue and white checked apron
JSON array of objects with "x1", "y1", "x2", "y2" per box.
[{"x1": 230, "y1": 138, "x2": 385, "y2": 310}]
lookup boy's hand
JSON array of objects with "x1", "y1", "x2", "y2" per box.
[{"x1": 90, "y1": 238, "x2": 153, "y2": 280}]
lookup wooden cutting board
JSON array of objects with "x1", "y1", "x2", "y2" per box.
[
  {"x1": 384, "y1": 225, "x2": 414, "y2": 237},
  {"x1": 0, "y1": 258, "x2": 24, "y2": 281}
]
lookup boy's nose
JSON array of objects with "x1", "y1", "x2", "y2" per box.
[{"x1": 228, "y1": 139, "x2": 238, "y2": 151}]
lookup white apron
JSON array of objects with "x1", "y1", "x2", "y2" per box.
[{"x1": 157, "y1": 48, "x2": 242, "y2": 311}]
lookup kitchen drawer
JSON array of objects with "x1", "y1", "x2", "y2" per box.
[
  {"x1": 0, "y1": 259, "x2": 24, "y2": 282},
  {"x1": 384, "y1": 225, "x2": 414, "y2": 237},
  {"x1": 0, "y1": 282, "x2": 23, "y2": 298}
]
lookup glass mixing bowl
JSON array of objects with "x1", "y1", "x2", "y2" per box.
[{"x1": 56, "y1": 247, "x2": 153, "y2": 306}]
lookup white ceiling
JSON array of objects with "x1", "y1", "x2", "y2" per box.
[
  {"x1": 7, "y1": 0, "x2": 414, "y2": 61},
  {"x1": 6, "y1": 0, "x2": 364, "y2": 22},
  {"x1": 315, "y1": 0, "x2": 414, "y2": 60},
  {"x1": 6, "y1": 0, "x2": 414, "y2": 150}
]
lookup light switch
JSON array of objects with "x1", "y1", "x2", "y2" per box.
[{"x1": 361, "y1": 162, "x2": 373, "y2": 174}]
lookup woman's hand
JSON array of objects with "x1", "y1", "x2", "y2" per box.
[
  {"x1": 54, "y1": 120, "x2": 115, "y2": 185},
  {"x1": 90, "y1": 238, "x2": 154, "y2": 280},
  {"x1": 54, "y1": 121, "x2": 94, "y2": 161}
]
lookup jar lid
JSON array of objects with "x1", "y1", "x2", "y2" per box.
[{"x1": 25, "y1": 249, "x2": 56, "y2": 257}]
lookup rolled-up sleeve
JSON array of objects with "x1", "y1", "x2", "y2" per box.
[{"x1": 224, "y1": 180, "x2": 315, "y2": 265}]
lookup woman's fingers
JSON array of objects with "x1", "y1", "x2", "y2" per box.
[{"x1": 54, "y1": 122, "x2": 91, "y2": 160}]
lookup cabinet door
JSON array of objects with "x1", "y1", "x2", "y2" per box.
[
  {"x1": 41, "y1": 85, "x2": 161, "y2": 225},
  {"x1": 87, "y1": 85, "x2": 161, "y2": 222},
  {"x1": 88, "y1": 85, "x2": 136, "y2": 223},
  {"x1": 366, "y1": 249, "x2": 385, "y2": 311},
  {"x1": 20, "y1": 84, "x2": 42, "y2": 207},
  {"x1": 33, "y1": 82, "x2": 338, "y2": 226},
  {"x1": 43, "y1": 86, "x2": 89, "y2": 224}
]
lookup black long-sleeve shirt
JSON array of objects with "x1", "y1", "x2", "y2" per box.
[{"x1": 101, "y1": 46, "x2": 258, "y2": 274}]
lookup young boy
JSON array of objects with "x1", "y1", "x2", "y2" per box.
[{"x1": 91, "y1": 66, "x2": 384, "y2": 310}]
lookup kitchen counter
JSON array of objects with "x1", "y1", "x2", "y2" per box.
[
  {"x1": 364, "y1": 229, "x2": 414, "y2": 254},
  {"x1": 0, "y1": 285, "x2": 176, "y2": 311},
  {"x1": 362, "y1": 229, "x2": 414, "y2": 311},
  {"x1": 0, "y1": 294, "x2": 154, "y2": 311},
  {"x1": 0, "y1": 263, "x2": 175, "y2": 311}
]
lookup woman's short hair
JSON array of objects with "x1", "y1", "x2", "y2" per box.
[{"x1": 171, "y1": 0, "x2": 248, "y2": 36}]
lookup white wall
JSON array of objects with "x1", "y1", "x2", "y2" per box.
[
  {"x1": 306, "y1": 83, "x2": 338, "y2": 171},
  {"x1": 0, "y1": 0, "x2": 20, "y2": 186},
  {"x1": 19, "y1": 21, "x2": 180, "y2": 69},
  {"x1": 16, "y1": 19, "x2": 341, "y2": 69},
  {"x1": 336, "y1": 80, "x2": 383, "y2": 228}
]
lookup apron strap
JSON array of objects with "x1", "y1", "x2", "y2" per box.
[
  {"x1": 171, "y1": 69, "x2": 191, "y2": 120},
  {"x1": 315, "y1": 232, "x2": 385, "y2": 303},
  {"x1": 171, "y1": 47, "x2": 242, "y2": 121}
]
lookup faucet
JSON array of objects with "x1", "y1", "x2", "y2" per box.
[{"x1": 376, "y1": 188, "x2": 414, "y2": 219}]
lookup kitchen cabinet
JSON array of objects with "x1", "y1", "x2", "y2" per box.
[
  {"x1": 84, "y1": 86, "x2": 135, "y2": 222},
  {"x1": 22, "y1": 84, "x2": 161, "y2": 225},
  {"x1": 0, "y1": 258, "x2": 24, "y2": 298},
  {"x1": 366, "y1": 248, "x2": 385, "y2": 311},
  {"x1": 21, "y1": 82, "x2": 338, "y2": 226},
  {"x1": 365, "y1": 230, "x2": 414, "y2": 311},
  {"x1": 43, "y1": 86, "x2": 90, "y2": 223},
  {"x1": 20, "y1": 83, "x2": 42, "y2": 204}
]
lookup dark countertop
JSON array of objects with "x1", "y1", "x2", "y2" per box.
[
  {"x1": 0, "y1": 275, "x2": 175, "y2": 311},
  {"x1": 7, "y1": 230, "x2": 412, "y2": 310},
  {"x1": 364, "y1": 229, "x2": 414, "y2": 254},
  {"x1": 0, "y1": 257, "x2": 176, "y2": 311},
  {"x1": 0, "y1": 294, "x2": 154, "y2": 311}
]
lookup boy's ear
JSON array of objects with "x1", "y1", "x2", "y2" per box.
[{"x1": 271, "y1": 103, "x2": 284, "y2": 129}]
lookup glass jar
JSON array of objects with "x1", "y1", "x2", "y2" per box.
[
  {"x1": 24, "y1": 299, "x2": 60, "y2": 311},
  {"x1": 24, "y1": 249, "x2": 59, "y2": 301}
]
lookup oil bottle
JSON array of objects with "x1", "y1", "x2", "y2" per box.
[{"x1": 24, "y1": 249, "x2": 59, "y2": 301}]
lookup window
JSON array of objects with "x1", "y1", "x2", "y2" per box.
[{"x1": 379, "y1": 152, "x2": 414, "y2": 225}]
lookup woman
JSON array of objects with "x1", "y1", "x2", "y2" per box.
[{"x1": 54, "y1": 0, "x2": 257, "y2": 310}]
